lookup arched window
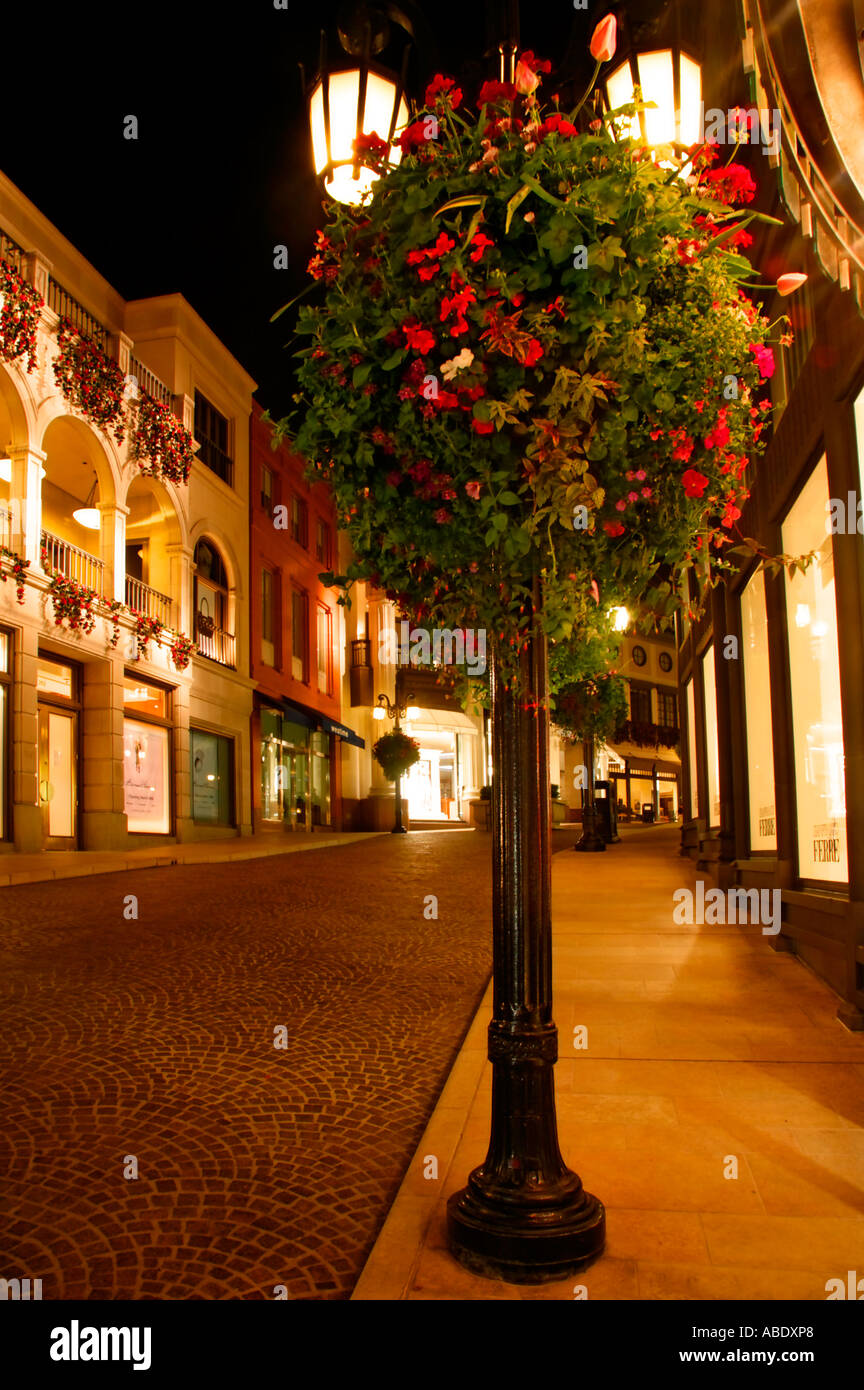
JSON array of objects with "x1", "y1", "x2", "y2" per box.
[{"x1": 193, "y1": 540, "x2": 233, "y2": 664}]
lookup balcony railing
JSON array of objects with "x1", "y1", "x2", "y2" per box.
[
  {"x1": 614, "y1": 719, "x2": 679, "y2": 751},
  {"x1": 195, "y1": 435, "x2": 234, "y2": 487},
  {"x1": 0, "y1": 226, "x2": 24, "y2": 271},
  {"x1": 195, "y1": 624, "x2": 236, "y2": 668},
  {"x1": 351, "y1": 638, "x2": 372, "y2": 667},
  {"x1": 41, "y1": 530, "x2": 105, "y2": 593},
  {"x1": 125, "y1": 576, "x2": 172, "y2": 627},
  {"x1": 0, "y1": 505, "x2": 11, "y2": 547},
  {"x1": 128, "y1": 355, "x2": 172, "y2": 409},
  {"x1": 46, "y1": 277, "x2": 109, "y2": 350}
]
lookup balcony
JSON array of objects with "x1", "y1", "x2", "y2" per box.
[
  {"x1": 125, "y1": 576, "x2": 172, "y2": 627},
  {"x1": 350, "y1": 637, "x2": 373, "y2": 707},
  {"x1": 41, "y1": 530, "x2": 105, "y2": 593},
  {"x1": 195, "y1": 621, "x2": 236, "y2": 669},
  {"x1": 128, "y1": 355, "x2": 172, "y2": 409},
  {"x1": 614, "y1": 719, "x2": 680, "y2": 751}
]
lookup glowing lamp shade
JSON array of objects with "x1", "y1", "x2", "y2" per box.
[
  {"x1": 73, "y1": 474, "x2": 100, "y2": 530},
  {"x1": 310, "y1": 69, "x2": 409, "y2": 205},
  {"x1": 373, "y1": 704, "x2": 387, "y2": 721},
  {"x1": 605, "y1": 49, "x2": 702, "y2": 150},
  {"x1": 611, "y1": 606, "x2": 630, "y2": 632},
  {"x1": 406, "y1": 705, "x2": 421, "y2": 720}
]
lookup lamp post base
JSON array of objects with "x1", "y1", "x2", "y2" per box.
[
  {"x1": 574, "y1": 806, "x2": 606, "y2": 853},
  {"x1": 447, "y1": 1185, "x2": 605, "y2": 1285},
  {"x1": 391, "y1": 824, "x2": 408, "y2": 834}
]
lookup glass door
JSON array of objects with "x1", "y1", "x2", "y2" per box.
[{"x1": 38, "y1": 706, "x2": 77, "y2": 847}]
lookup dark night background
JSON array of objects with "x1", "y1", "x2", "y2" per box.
[{"x1": 0, "y1": 1, "x2": 604, "y2": 418}]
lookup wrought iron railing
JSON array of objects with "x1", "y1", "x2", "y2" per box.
[
  {"x1": 125, "y1": 575, "x2": 172, "y2": 626},
  {"x1": 46, "y1": 277, "x2": 109, "y2": 349},
  {"x1": 195, "y1": 624, "x2": 236, "y2": 668},
  {"x1": 0, "y1": 227, "x2": 24, "y2": 271},
  {"x1": 128, "y1": 355, "x2": 172, "y2": 408},
  {"x1": 614, "y1": 719, "x2": 680, "y2": 751},
  {"x1": 351, "y1": 638, "x2": 372, "y2": 666},
  {"x1": 41, "y1": 529, "x2": 105, "y2": 592}
]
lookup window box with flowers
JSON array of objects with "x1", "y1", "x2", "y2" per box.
[{"x1": 129, "y1": 390, "x2": 195, "y2": 486}]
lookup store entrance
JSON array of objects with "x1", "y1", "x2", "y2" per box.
[{"x1": 38, "y1": 705, "x2": 78, "y2": 848}]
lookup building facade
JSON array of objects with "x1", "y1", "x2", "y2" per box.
[
  {"x1": 679, "y1": 1, "x2": 864, "y2": 1028},
  {"x1": 0, "y1": 171, "x2": 255, "y2": 851}
]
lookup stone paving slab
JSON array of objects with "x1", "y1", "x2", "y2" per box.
[
  {"x1": 0, "y1": 830, "x2": 493, "y2": 1300},
  {"x1": 353, "y1": 826, "x2": 864, "y2": 1301}
]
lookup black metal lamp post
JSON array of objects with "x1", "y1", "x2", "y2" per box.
[
  {"x1": 447, "y1": 584, "x2": 605, "y2": 1282},
  {"x1": 374, "y1": 691, "x2": 415, "y2": 834},
  {"x1": 575, "y1": 734, "x2": 607, "y2": 853}
]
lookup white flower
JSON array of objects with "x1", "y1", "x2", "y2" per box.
[{"x1": 441, "y1": 349, "x2": 475, "y2": 381}]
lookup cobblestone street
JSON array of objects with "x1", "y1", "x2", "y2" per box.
[{"x1": 0, "y1": 831, "x2": 494, "y2": 1300}]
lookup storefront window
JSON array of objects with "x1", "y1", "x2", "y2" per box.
[
  {"x1": 191, "y1": 729, "x2": 234, "y2": 825},
  {"x1": 310, "y1": 730, "x2": 331, "y2": 827},
  {"x1": 260, "y1": 710, "x2": 310, "y2": 827},
  {"x1": 685, "y1": 677, "x2": 699, "y2": 819},
  {"x1": 0, "y1": 631, "x2": 9, "y2": 840},
  {"x1": 702, "y1": 646, "x2": 721, "y2": 827},
  {"x1": 741, "y1": 570, "x2": 777, "y2": 852},
  {"x1": 123, "y1": 675, "x2": 171, "y2": 834},
  {"x1": 782, "y1": 458, "x2": 848, "y2": 883}
]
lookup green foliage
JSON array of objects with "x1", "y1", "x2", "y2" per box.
[{"x1": 282, "y1": 65, "x2": 777, "y2": 678}]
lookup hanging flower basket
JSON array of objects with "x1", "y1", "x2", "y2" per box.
[
  {"x1": 52, "y1": 318, "x2": 127, "y2": 444},
  {"x1": 129, "y1": 389, "x2": 195, "y2": 486},
  {"x1": 286, "y1": 33, "x2": 793, "y2": 672},
  {"x1": 169, "y1": 633, "x2": 197, "y2": 671},
  {"x1": 44, "y1": 570, "x2": 98, "y2": 634},
  {"x1": 0, "y1": 259, "x2": 42, "y2": 372},
  {"x1": 0, "y1": 546, "x2": 31, "y2": 602},
  {"x1": 372, "y1": 729, "x2": 421, "y2": 782},
  {"x1": 128, "y1": 610, "x2": 164, "y2": 660}
]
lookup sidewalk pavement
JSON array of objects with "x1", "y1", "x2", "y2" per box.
[
  {"x1": 0, "y1": 831, "x2": 386, "y2": 886},
  {"x1": 353, "y1": 825, "x2": 864, "y2": 1301}
]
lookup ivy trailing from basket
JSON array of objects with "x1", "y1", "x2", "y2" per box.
[
  {"x1": 52, "y1": 318, "x2": 127, "y2": 444},
  {"x1": 128, "y1": 609, "x2": 164, "y2": 660},
  {"x1": 44, "y1": 569, "x2": 98, "y2": 634},
  {"x1": 129, "y1": 388, "x2": 195, "y2": 486}
]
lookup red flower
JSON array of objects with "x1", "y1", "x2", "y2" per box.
[
  {"x1": 682, "y1": 469, "x2": 710, "y2": 498},
  {"x1": 402, "y1": 320, "x2": 436, "y2": 353},
  {"x1": 521, "y1": 338, "x2": 543, "y2": 367},
  {"x1": 465, "y1": 481, "x2": 482, "y2": 499},
  {"x1": 777, "y1": 272, "x2": 808, "y2": 297},
  {"x1": 406, "y1": 250, "x2": 427, "y2": 265},
  {"x1": 417, "y1": 263, "x2": 441, "y2": 282},
  {"x1": 470, "y1": 233, "x2": 495, "y2": 262},
  {"x1": 749, "y1": 343, "x2": 775, "y2": 380},
  {"x1": 425, "y1": 74, "x2": 463, "y2": 109},
  {"x1": 702, "y1": 163, "x2": 757, "y2": 205},
  {"x1": 677, "y1": 239, "x2": 701, "y2": 265},
  {"x1": 539, "y1": 113, "x2": 578, "y2": 139},
  {"x1": 472, "y1": 419, "x2": 495, "y2": 435},
  {"x1": 434, "y1": 508, "x2": 452, "y2": 524},
  {"x1": 353, "y1": 131, "x2": 390, "y2": 159},
  {"x1": 398, "y1": 121, "x2": 434, "y2": 153},
  {"x1": 603, "y1": 521, "x2": 625, "y2": 538},
  {"x1": 433, "y1": 232, "x2": 456, "y2": 257},
  {"x1": 477, "y1": 80, "x2": 517, "y2": 107}
]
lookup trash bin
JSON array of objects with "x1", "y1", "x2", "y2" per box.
[
  {"x1": 642, "y1": 804, "x2": 655, "y2": 823},
  {"x1": 594, "y1": 780, "x2": 619, "y2": 843}
]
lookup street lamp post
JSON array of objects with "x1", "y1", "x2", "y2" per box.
[{"x1": 373, "y1": 691, "x2": 416, "y2": 834}]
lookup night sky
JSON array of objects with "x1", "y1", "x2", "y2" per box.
[{"x1": 1, "y1": 1, "x2": 598, "y2": 418}]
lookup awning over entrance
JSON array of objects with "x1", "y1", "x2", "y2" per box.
[
  {"x1": 318, "y1": 714, "x2": 365, "y2": 750},
  {"x1": 617, "y1": 756, "x2": 680, "y2": 778},
  {"x1": 405, "y1": 709, "x2": 479, "y2": 733}
]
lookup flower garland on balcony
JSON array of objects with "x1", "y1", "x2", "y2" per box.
[
  {"x1": 43, "y1": 567, "x2": 98, "y2": 634},
  {"x1": 106, "y1": 598, "x2": 123, "y2": 649},
  {"x1": 128, "y1": 610, "x2": 164, "y2": 661},
  {"x1": 129, "y1": 390, "x2": 195, "y2": 485},
  {"x1": 168, "y1": 633, "x2": 196, "y2": 671},
  {"x1": 286, "y1": 18, "x2": 807, "y2": 678},
  {"x1": 0, "y1": 259, "x2": 43, "y2": 372},
  {"x1": 53, "y1": 319, "x2": 127, "y2": 444},
  {"x1": 0, "y1": 546, "x2": 31, "y2": 603}
]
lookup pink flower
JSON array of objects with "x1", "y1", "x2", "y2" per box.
[
  {"x1": 615, "y1": 499, "x2": 627, "y2": 512},
  {"x1": 749, "y1": 343, "x2": 775, "y2": 380},
  {"x1": 777, "y1": 272, "x2": 808, "y2": 298},
  {"x1": 590, "y1": 15, "x2": 617, "y2": 63},
  {"x1": 515, "y1": 61, "x2": 541, "y2": 96},
  {"x1": 465, "y1": 480, "x2": 482, "y2": 499},
  {"x1": 434, "y1": 508, "x2": 452, "y2": 524},
  {"x1": 590, "y1": 580, "x2": 601, "y2": 604}
]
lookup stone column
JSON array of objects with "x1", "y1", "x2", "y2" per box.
[
  {"x1": 172, "y1": 677, "x2": 193, "y2": 841},
  {"x1": 12, "y1": 624, "x2": 41, "y2": 851},
  {"x1": 98, "y1": 502, "x2": 128, "y2": 604},
  {"x1": 80, "y1": 654, "x2": 128, "y2": 850},
  {"x1": 7, "y1": 444, "x2": 46, "y2": 568},
  {"x1": 165, "y1": 542, "x2": 193, "y2": 635}
]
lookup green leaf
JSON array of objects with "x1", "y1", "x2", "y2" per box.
[
  {"x1": 381, "y1": 349, "x2": 406, "y2": 370},
  {"x1": 352, "y1": 363, "x2": 372, "y2": 388},
  {"x1": 499, "y1": 491, "x2": 521, "y2": 506},
  {"x1": 434, "y1": 195, "x2": 488, "y2": 218},
  {"x1": 505, "y1": 185, "x2": 533, "y2": 235}
]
